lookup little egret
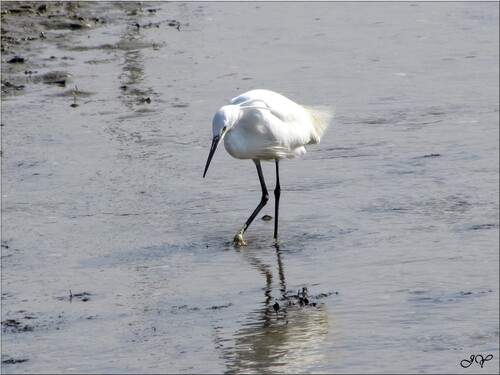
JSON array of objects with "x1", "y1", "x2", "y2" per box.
[{"x1": 203, "y1": 89, "x2": 332, "y2": 246}]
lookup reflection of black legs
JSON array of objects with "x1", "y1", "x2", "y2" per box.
[
  {"x1": 234, "y1": 160, "x2": 269, "y2": 244},
  {"x1": 275, "y1": 242, "x2": 286, "y2": 292},
  {"x1": 274, "y1": 159, "x2": 281, "y2": 240}
]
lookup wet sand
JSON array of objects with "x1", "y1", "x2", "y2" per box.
[{"x1": 1, "y1": 1, "x2": 499, "y2": 373}]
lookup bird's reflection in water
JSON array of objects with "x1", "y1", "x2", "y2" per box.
[{"x1": 221, "y1": 243, "x2": 331, "y2": 374}]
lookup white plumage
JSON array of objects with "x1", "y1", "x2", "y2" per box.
[
  {"x1": 203, "y1": 89, "x2": 333, "y2": 245},
  {"x1": 215, "y1": 89, "x2": 332, "y2": 160}
]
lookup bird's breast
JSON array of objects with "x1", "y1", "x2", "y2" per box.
[{"x1": 224, "y1": 126, "x2": 267, "y2": 160}]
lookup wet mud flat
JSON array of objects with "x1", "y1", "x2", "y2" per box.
[
  {"x1": 1, "y1": 0, "x2": 193, "y2": 368},
  {"x1": 2, "y1": 3, "x2": 342, "y2": 372},
  {"x1": 1, "y1": 1, "x2": 499, "y2": 374}
]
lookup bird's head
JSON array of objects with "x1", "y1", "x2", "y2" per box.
[{"x1": 203, "y1": 105, "x2": 241, "y2": 178}]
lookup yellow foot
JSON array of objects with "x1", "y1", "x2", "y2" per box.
[{"x1": 233, "y1": 232, "x2": 246, "y2": 247}]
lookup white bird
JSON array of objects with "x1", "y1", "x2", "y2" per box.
[{"x1": 203, "y1": 89, "x2": 333, "y2": 246}]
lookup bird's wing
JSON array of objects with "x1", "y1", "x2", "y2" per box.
[
  {"x1": 229, "y1": 90, "x2": 301, "y2": 124},
  {"x1": 237, "y1": 99, "x2": 288, "y2": 123}
]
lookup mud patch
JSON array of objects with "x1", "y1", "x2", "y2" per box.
[
  {"x1": 2, "y1": 356, "x2": 29, "y2": 365},
  {"x1": 2, "y1": 318, "x2": 34, "y2": 333},
  {"x1": 2, "y1": 311, "x2": 66, "y2": 334},
  {"x1": 266, "y1": 286, "x2": 338, "y2": 316}
]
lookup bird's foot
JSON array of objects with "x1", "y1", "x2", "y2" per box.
[{"x1": 233, "y1": 231, "x2": 246, "y2": 247}]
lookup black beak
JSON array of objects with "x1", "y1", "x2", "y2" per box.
[{"x1": 203, "y1": 135, "x2": 220, "y2": 178}]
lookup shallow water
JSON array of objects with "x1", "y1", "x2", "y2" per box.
[{"x1": 1, "y1": 1, "x2": 499, "y2": 373}]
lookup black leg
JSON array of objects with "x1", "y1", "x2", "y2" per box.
[
  {"x1": 274, "y1": 159, "x2": 281, "y2": 239},
  {"x1": 234, "y1": 160, "x2": 269, "y2": 245}
]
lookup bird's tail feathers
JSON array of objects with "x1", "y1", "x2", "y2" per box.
[{"x1": 304, "y1": 105, "x2": 333, "y2": 144}]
